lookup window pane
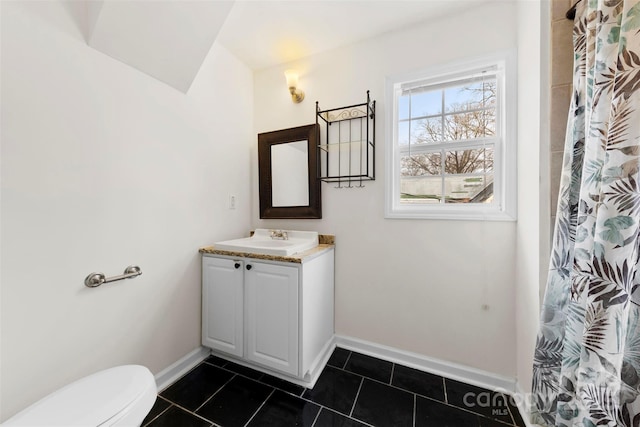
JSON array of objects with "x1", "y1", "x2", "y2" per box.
[
  {"x1": 445, "y1": 82, "x2": 478, "y2": 112},
  {"x1": 401, "y1": 152, "x2": 442, "y2": 176},
  {"x1": 400, "y1": 175, "x2": 442, "y2": 204},
  {"x1": 443, "y1": 147, "x2": 494, "y2": 174},
  {"x1": 410, "y1": 90, "x2": 441, "y2": 118},
  {"x1": 398, "y1": 95, "x2": 410, "y2": 120},
  {"x1": 397, "y1": 120, "x2": 409, "y2": 145},
  {"x1": 443, "y1": 175, "x2": 493, "y2": 204},
  {"x1": 443, "y1": 110, "x2": 495, "y2": 141},
  {"x1": 401, "y1": 152, "x2": 443, "y2": 203},
  {"x1": 411, "y1": 117, "x2": 441, "y2": 144},
  {"x1": 444, "y1": 79, "x2": 496, "y2": 113}
]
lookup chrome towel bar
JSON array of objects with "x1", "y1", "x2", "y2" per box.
[{"x1": 84, "y1": 265, "x2": 142, "y2": 288}]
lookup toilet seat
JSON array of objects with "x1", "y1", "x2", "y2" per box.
[{"x1": 3, "y1": 365, "x2": 157, "y2": 426}]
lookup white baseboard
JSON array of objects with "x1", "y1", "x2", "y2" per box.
[
  {"x1": 335, "y1": 335, "x2": 517, "y2": 393},
  {"x1": 154, "y1": 346, "x2": 211, "y2": 392}
]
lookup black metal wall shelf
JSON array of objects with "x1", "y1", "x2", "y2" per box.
[{"x1": 316, "y1": 91, "x2": 375, "y2": 188}]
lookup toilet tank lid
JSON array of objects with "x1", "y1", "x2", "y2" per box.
[{"x1": 4, "y1": 365, "x2": 156, "y2": 426}]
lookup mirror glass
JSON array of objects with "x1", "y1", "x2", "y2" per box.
[
  {"x1": 258, "y1": 124, "x2": 321, "y2": 219},
  {"x1": 271, "y1": 140, "x2": 309, "y2": 207}
]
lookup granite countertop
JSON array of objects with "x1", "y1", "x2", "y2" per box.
[{"x1": 199, "y1": 234, "x2": 335, "y2": 264}]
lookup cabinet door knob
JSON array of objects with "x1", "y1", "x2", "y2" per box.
[
  {"x1": 246, "y1": 265, "x2": 252, "y2": 270},
  {"x1": 234, "y1": 263, "x2": 241, "y2": 269}
]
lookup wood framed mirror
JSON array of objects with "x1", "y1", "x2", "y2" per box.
[{"x1": 258, "y1": 124, "x2": 321, "y2": 219}]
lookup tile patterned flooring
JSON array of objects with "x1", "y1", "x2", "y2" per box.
[{"x1": 143, "y1": 347, "x2": 526, "y2": 427}]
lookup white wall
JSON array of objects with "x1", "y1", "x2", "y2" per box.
[
  {"x1": 515, "y1": 0, "x2": 550, "y2": 402},
  {"x1": 253, "y1": 2, "x2": 520, "y2": 378},
  {"x1": 0, "y1": 1, "x2": 253, "y2": 420}
]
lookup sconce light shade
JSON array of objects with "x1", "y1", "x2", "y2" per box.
[
  {"x1": 284, "y1": 70, "x2": 298, "y2": 88},
  {"x1": 284, "y1": 69, "x2": 304, "y2": 103}
]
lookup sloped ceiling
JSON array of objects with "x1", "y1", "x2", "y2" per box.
[
  {"x1": 85, "y1": 0, "x2": 493, "y2": 91},
  {"x1": 87, "y1": 0, "x2": 234, "y2": 92}
]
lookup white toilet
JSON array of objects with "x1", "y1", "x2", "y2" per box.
[{"x1": 2, "y1": 365, "x2": 157, "y2": 426}]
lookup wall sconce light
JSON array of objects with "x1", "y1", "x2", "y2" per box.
[{"x1": 284, "y1": 69, "x2": 305, "y2": 103}]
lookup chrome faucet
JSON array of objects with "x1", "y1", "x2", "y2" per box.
[{"x1": 270, "y1": 229, "x2": 288, "y2": 240}]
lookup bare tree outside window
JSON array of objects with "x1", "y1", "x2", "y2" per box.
[{"x1": 398, "y1": 80, "x2": 497, "y2": 204}]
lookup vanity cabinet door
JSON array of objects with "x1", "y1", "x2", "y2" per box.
[
  {"x1": 202, "y1": 256, "x2": 244, "y2": 357},
  {"x1": 245, "y1": 261, "x2": 299, "y2": 376}
]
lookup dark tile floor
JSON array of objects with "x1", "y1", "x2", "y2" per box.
[{"x1": 143, "y1": 347, "x2": 526, "y2": 427}]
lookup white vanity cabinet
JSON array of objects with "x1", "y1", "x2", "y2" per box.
[{"x1": 201, "y1": 247, "x2": 334, "y2": 386}]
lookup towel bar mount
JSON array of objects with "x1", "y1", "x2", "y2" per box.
[{"x1": 84, "y1": 265, "x2": 142, "y2": 288}]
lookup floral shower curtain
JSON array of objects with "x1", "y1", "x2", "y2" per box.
[{"x1": 532, "y1": 0, "x2": 640, "y2": 426}]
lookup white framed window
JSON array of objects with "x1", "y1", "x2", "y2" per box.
[{"x1": 385, "y1": 50, "x2": 517, "y2": 220}]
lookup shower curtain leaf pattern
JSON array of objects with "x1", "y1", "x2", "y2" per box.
[{"x1": 532, "y1": 0, "x2": 640, "y2": 425}]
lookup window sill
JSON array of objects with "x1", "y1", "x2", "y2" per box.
[{"x1": 384, "y1": 205, "x2": 517, "y2": 221}]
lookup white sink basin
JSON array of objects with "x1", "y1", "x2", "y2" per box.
[{"x1": 213, "y1": 229, "x2": 319, "y2": 256}]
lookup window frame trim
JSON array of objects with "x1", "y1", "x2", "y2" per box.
[{"x1": 384, "y1": 50, "x2": 517, "y2": 221}]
